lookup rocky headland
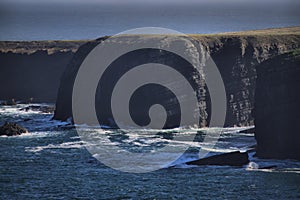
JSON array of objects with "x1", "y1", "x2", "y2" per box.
[
  {"x1": 1, "y1": 27, "x2": 300, "y2": 159},
  {"x1": 50, "y1": 27, "x2": 300, "y2": 128}
]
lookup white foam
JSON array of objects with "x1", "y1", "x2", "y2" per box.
[
  {"x1": 25, "y1": 141, "x2": 87, "y2": 152},
  {"x1": 246, "y1": 162, "x2": 259, "y2": 170}
]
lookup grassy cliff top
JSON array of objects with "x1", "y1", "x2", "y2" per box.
[
  {"x1": 191, "y1": 26, "x2": 300, "y2": 37},
  {"x1": 190, "y1": 26, "x2": 300, "y2": 46},
  {"x1": 0, "y1": 26, "x2": 299, "y2": 54},
  {"x1": 292, "y1": 48, "x2": 300, "y2": 57},
  {"x1": 0, "y1": 40, "x2": 89, "y2": 54}
]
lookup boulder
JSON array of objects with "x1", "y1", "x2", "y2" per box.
[
  {"x1": 186, "y1": 151, "x2": 249, "y2": 167},
  {"x1": 0, "y1": 122, "x2": 28, "y2": 136}
]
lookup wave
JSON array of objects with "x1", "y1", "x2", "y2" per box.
[
  {"x1": 25, "y1": 141, "x2": 86, "y2": 153},
  {"x1": 2, "y1": 104, "x2": 299, "y2": 173}
]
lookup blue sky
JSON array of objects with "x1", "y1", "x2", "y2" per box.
[
  {"x1": 1, "y1": 0, "x2": 299, "y2": 8},
  {"x1": 1, "y1": 0, "x2": 299, "y2": 4},
  {"x1": 1, "y1": 0, "x2": 298, "y2": 40}
]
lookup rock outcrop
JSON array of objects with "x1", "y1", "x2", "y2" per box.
[
  {"x1": 53, "y1": 27, "x2": 300, "y2": 128},
  {"x1": 0, "y1": 122, "x2": 28, "y2": 136},
  {"x1": 254, "y1": 49, "x2": 300, "y2": 160},
  {"x1": 186, "y1": 151, "x2": 249, "y2": 167}
]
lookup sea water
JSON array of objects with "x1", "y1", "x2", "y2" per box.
[{"x1": 0, "y1": 104, "x2": 299, "y2": 199}]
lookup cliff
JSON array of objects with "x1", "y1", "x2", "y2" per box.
[
  {"x1": 1, "y1": 27, "x2": 299, "y2": 127},
  {"x1": 194, "y1": 27, "x2": 300, "y2": 126},
  {"x1": 53, "y1": 27, "x2": 300, "y2": 127},
  {"x1": 254, "y1": 49, "x2": 300, "y2": 160},
  {"x1": 0, "y1": 41, "x2": 87, "y2": 102}
]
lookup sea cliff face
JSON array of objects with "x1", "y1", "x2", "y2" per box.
[
  {"x1": 254, "y1": 50, "x2": 300, "y2": 160},
  {"x1": 197, "y1": 32, "x2": 300, "y2": 127},
  {"x1": 0, "y1": 27, "x2": 299, "y2": 128},
  {"x1": 53, "y1": 39, "x2": 105, "y2": 121},
  {"x1": 0, "y1": 41, "x2": 86, "y2": 102},
  {"x1": 55, "y1": 35, "x2": 209, "y2": 128},
  {"x1": 53, "y1": 27, "x2": 300, "y2": 127}
]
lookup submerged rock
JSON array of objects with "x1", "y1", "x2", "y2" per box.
[
  {"x1": 254, "y1": 49, "x2": 300, "y2": 160},
  {"x1": 0, "y1": 122, "x2": 28, "y2": 136},
  {"x1": 186, "y1": 151, "x2": 249, "y2": 167},
  {"x1": 20, "y1": 105, "x2": 55, "y2": 114},
  {"x1": 1, "y1": 99, "x2": 16, "y2": 106},
  {"x1": 238, "y1": 127, "x2": 255, "y2": 134}
]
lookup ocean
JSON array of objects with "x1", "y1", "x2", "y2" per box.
[
  {"x1": 0, "y1": 2, "x2": 299, "y2": 40},
  {"x1": 1, "y1": 104, "x2": 300, "y2": 199}
]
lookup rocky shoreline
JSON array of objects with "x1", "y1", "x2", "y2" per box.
[{"x1": 1, "y1": 27, "x2": 299, "y2": 160}]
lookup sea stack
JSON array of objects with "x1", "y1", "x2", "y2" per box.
[{"x1": 254, "y1": 49, "x2": 300, "y2": 160}]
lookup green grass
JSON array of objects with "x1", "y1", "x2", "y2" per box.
[
  {"x1": 190, "y1": 26, "x2": 300, "y2": 38},
  {"x1": 292, "y1": 49, "x2": 300, "y2": 57}
]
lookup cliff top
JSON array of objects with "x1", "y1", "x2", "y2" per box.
[
  {"x1": 192, "y1": 26, "x2": 300, "y2": 37},
  {"x1": 0, "y1": 26, "x2": 299, "y2": 54},
  {"x1": 0, "y1": 40, "x2": 89, "y2": 54},
  {"x1": 292, "y1": 48, "x2": 300, "y2": 57},
  {"x1": 191, "y1": 26, "x2": 300, "y2": 47}
]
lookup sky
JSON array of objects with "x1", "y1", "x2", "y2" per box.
[
  {"x1": 1, "y1": 0, "x2": 299, "y2": 4},
  {"x1": 1, "y1": 0, "x2": 299, "y2": 8},
  {"x1": 0, "y1": 0, "x2": 298, "y2": 40}
]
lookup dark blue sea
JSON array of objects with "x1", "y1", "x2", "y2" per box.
[
  {"x1": 1, "y1": 104, "x2": 300, "y2": 199},
  {"x1": 0, "y1": 2, "x2": 299, "y2": 40}
]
